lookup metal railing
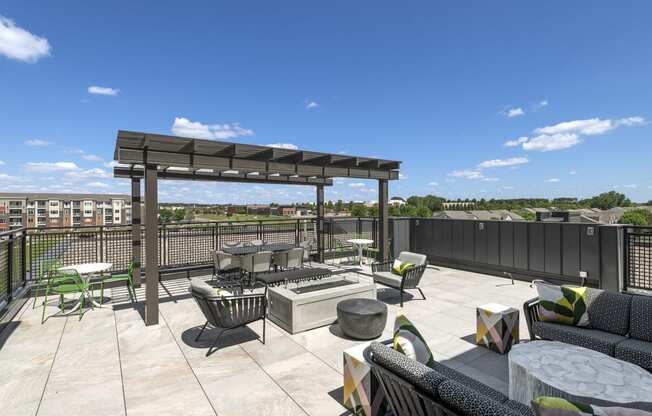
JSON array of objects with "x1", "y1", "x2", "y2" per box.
[
  {"x1": 0, "y1": 228, "x2": 27, "y2": 307},
  {"x1": 624, "y1": 226, "x2": 652, "y2": 291}
]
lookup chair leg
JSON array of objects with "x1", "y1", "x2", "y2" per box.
[
  {"x1": 100, "y1": 281, "x2": 105, "y2": 305},
  {"x1": 417, "y1": 287, "x2": 426, "y2": 300},
  {"x1": 41, "y1": 291, "x2": 49, "y2": 324},
  {"x1": 206, "y1": 329, "x2": 226, "y2": 357},
  {"x1": 262, "y1": 317, "x2": 266, "y2": 345},
  {"x1": 195, "y1": 321, "x2": 208, "y2": 342},
  {"x1": 400, "y1": 290, "x2": 404, "y2": 308}
]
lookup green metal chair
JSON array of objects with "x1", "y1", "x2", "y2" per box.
[
  {"x1": 99, "y1": 262, "x2": 135, "y2": 304},
  {"x1": 41, "y1": 269, "x2": 89, "y2": 323},
  {"x1": 331, "y1": 239, "x2": 353, "y2": 265},
  {"x1": 32, "y1": 258, "x2": 63, "y2": 309}
]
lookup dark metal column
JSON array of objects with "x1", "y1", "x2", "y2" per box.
[
  {"x1": 144, "y1": 164, "x2": 159, "y2": 326},
  {"x1": 378, "y1": 179, "x2": 389, "y2": 261},
  {"x1": 131, "y1": 178, "x2": 142, "y2": 287},
  {"x1": 316, "y1": 185, "x2": 325, "y2": 263}
]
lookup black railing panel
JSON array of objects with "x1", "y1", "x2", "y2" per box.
[{"x1": 625, "y1": 226, "x2": 652, "y2": 290}]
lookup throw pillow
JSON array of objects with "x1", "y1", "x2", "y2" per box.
[
  {"x1": 393, "y1": 313, "x2": 435, "y2": 367},
  {"x1": 534, "y1": 280, "x2": 590, "y2": 327},
  {"x1": 532, "y1": 396, "x2": 651, "y2": 415},
  {"x1": 215, "y1": 288, "x2": 232, "y2": 297},
  {"x1": 392, "y1": 259, "x2": 414, "y2": 277}
]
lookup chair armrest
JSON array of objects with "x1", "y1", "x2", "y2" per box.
[
  {"x1": 523, "y1": 297, "x2": 540, "y2": 341},
  {"x1": 401, "y1": 264, "x2": 427, "y2": 288},
  {"x1": 371, "y1": 260, "x2": 393, "y2": 273}
]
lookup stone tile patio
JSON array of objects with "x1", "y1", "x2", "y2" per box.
[{"x1": 0, "y1": 263, "x2": 536, "y2": 416}]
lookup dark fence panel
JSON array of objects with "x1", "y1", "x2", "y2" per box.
[
  {"x1": 514, "y1": 222, "x2": 529, "y2": 269},
  {"x1": 499, "y1": 222, "x2": 514, "y2": 268},
  {"x1": 544, "y1": 223, "x2": 561, "y2": 275},
  {"x1": 561, "y1": 224, "x2": 581, "y2": 278},
  {"x1": 486, "y1": 222, "x2": 500, "y2": 266},
  {"x1": 580, "y1": 225, "x2": 601, "y2": 285},
  {"x1": 624, "y1": 226, "x2": 652, "y2": 290},
  {"x1": 0, "y1": 229, "x2": 27, "y2": 308}
]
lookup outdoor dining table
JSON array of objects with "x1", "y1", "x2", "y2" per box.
[
  {"x1": 254, "y1": 267, "x2": 332, "y2": 289},
  {"x1": 58, "y1": 262, "x2": 113, "y2": 311},
  {"x1": 347, "y1": 239, "x2": 375, "y2": 266},
  {"x1": 222, "y1": 242, "x2": 296, "y2": 256}
]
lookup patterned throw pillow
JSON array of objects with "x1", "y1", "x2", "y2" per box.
[
  {"x1": 532, "y1": 396, "x2": 651, "y2": 415},
  {"x1": 393, "y1": 313, "x2": 435, "y2": 367},
  {"x1": 215, "y1": 288, "x2": 232, "y2": 297},
  {"x1": 534, "y1": 280, "x2": 590, "y2": 327},
  {"x1": 392, "y1": 259, "x2": 414, "y2": 277}
]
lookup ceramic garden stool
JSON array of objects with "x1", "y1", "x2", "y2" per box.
[
  {"x1": 476, "y1": 303, "x2": 519, "y2": 354},
  {"x1": 343, "y1": 342, "x2": 387, "y2": 416}
]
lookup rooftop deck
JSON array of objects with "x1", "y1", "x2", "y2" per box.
[{"x1": 0, "y1": 263, "x2": 535, "y2": 416}]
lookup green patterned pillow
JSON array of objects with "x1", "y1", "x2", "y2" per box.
[
  {"x1": 532, "y1": 396, "x2": 651, "y2": 415},
  {"x1": 393, "y1": 313, "x2": 435, "y2": 367},
  {"x1": 534, "y1": 280, "x2": 590, "y2": 327},
  {"x1": 392, "y1": 259, "x2": 414, "y2": 276}
]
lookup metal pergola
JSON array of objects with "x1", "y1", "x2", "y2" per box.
[{"x1": 113, "y1": 130, "x2": 401, "y2": 325}]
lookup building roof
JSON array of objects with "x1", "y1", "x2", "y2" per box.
[
  {"x1": 113, "y1": 130, "x2": 401, "y2": 186},
  {"x1": 0, "y1": 193, "x2": 129, "y2": 201},
  {"x1": 390, "y1": 196, "x2": 406, "y2": 202}
]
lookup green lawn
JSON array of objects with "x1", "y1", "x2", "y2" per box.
[{"x1": 195, "y1": 214, "x2": 292, "y2": 222}]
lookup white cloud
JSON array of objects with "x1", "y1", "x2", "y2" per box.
[
  {"x1": 428, "y1": 182, "x2": 439, "y2": 186},
  {"x1": 522, "y1": 133, "x2": 582, "y2": 152},
  {"x1": 87, "y1": 181, "x2": 110, "y2": 189},
  {"x1": 65, "y1": 168, "x2": 111, "y2": 179},
  {"x1": 448, "y1": 170, "x2": 484, "y2": 180},
  {"x1": 617, "y1": 116, "x2": 645, "y2": 127},
  {"x1": 104, "y1": 161, "x2": 121, "y2": 168},
  {"x1": 265, "y1": 143, "x2": 299, "y2": 150},
  {"x1": 0, "y1": 160, "x2": 4, "y2": 165},
  {"x1": 24, "y1": 162, "x2": 78, "y2": 172},
  {"x1": 349, "y1": 183, "x2": 366, "y2": 188},
  {"x1": 534, "y1": 117, "x2": 645, "y2": 136},
  {"x1": 81, "y1": 154, "x2": 103, "y2": 162},
  {"x1": 569, "y1": 171, "x2": 577, "y2": 175},
  {"x1": 25, "y1": 139, "x2": 51, "y2": 147},
  {"x1": 504, "y1": 137, "x2": 528, "y2": 147},
  {"x1": 399, "y1": 173, "x2": 408, "y2": 180},
  {"x1": 502, "y1": 107, "x2": 524, "y2": 118},
  {"x1": 306, "y1": 101, "x2": 319, "y2": 109},
  {"x1": 533, "y1": 100, "x2": 548, "y2": 111},
  {"x1": 482, "y1": 177, "x2": 499, "y2": 182},
  {"x1": 171, "y1": 117, "x2": 254, "y2": 140},
  {"x1": 623, "y1": 184, "x2": 637, "y2": 189},
  {"x1": 545, "y1": 178, "x2": 560, "y2": 183},
  {"x1": 88, "y1": 86, "x2": 120, "y2": 96},
  {"x1": 478, "y1": 157, "x2": 528, "y2": 168},
  {"x1": 502, "y1": 186, "x2": 514, "y2": 190},
  {"x1": 0, "y1": 16, "x2": 51, "y2": 63}
]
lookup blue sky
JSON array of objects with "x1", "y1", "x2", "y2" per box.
[{"x1": 1, "y1": 1, "x2": 651, "y2": 203}]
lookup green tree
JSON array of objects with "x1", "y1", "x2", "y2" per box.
[
  {"x1": 172, "y1": 209, "x2": 185, "y2": 222},
  {"x1": 335, "y1": 200, "x2": 344, "y2": 213},
  {"x1": 350, "y1": 204, "x2": 367, "y2": 217},
  {"x1": 159, "y1": 208, "x2": 173, "y2": 223},
  {"x1": 415, "y1": 205, "x2": 432, "y2": 218},
  {"x1": 619, "y1": 209, "x2": 651, "y2": 226},
  {"x1": 582, "y1": 191, "x2": 631, "y2": 210}
]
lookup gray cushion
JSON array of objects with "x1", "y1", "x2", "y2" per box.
[
  {"x1": 398, "y1": 251, "x2": 427, "y2": 266},
  {"x1": 614, "y1": 338, "x2": 652, "y2": 372},
  {"x1": 630, "y1": 295, "x2": 652, "y2": 342},
  {"x1": 189, "y1": 277, "x2": 214, "y2": 298},
  {"x1": 373, "y1": 271, "x2": 403, "y2": 288},
  {"x1": 369, "y1": 342, "x2": 446, "y2": 398},
  {"x1": 428, "y1": 360, "x2": 507, "y2": 404},
  {"x1": 533, "y1": 321, "x2": 626, "y2": 356},
  {"x1": 587, "y1": 289, "x2": 632, "y2": 335},
  {"x1": 437, "y1": 380, "x2": 525, "y2": 416},
  {"x1": 503, "y1": 400, "x2": 535, "y2": 416}
]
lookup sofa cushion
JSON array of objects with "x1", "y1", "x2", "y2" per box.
[
  {"x1": 393, "y1": 313, "x2": 435, "y2": 367},
  {"x1": 534, "y1": 281, "x2": 590, "y2": 327},
  {"x1": 504, "y1": 400, "x2": 535, "y2": 416},
  {"x1": 437, "y1": 380, "x2": 528, "y2": 416},
  {"x1": 630, "y1": 295, "x2": 652, "y2": 342},
  {"x1": 532, "y1": 321, "x2": 626, "y2": 356},
  {"x1": 587, "y1": 289, "x2": 632, "y2": 336},
  {"x1": 614, "y1": 338, "x2": 652, "y2": 372},
  {"x1": 428, "y1": 360, "x2": 507, "y2": 404},
  {"x1": 373, "y1": 271, "x2": 402, "y2": 288},
  {"x1": 398, "y1": 251, "x2": 427, "y2": 267},
  {"x1": 369, "y1": 341, "x2": 445, "y2": 398}
]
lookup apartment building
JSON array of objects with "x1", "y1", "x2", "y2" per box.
[{"x1": 0, "y1": 193, "x2": 132, "y2": 231}]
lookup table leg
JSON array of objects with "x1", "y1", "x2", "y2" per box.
[{"x1": 358, "y1": 245, "x2": 364, "y2": 266}]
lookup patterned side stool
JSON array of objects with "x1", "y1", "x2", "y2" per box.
[
  {"x1": 476, "y1": 303, "x2": 519, "y2": 354},
  {"x1": 343, "y1": 342, "x2": 387, "y2": 416}
]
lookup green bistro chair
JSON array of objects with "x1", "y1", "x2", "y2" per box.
[
  {"x1": 32, "y1": 258, "x2": 63, "y2": 309},
  {"x1": 41, "y1": 269, "x2": 89, "y2": 323},
  {"x1": 100, "y1": 262, "x2": 135, "y2": 304}
]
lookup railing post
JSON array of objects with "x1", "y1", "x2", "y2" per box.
[
  {"x1": 99, "y1": 226, "x2": 104, "y2": 263},
  {"x1": 21, "y1": 230, "x2": 27, "y2": 286},
  {"x1": 7, "y1": 232, "x2": 13, "y2": 302}
]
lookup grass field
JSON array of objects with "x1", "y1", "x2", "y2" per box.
[{"x1": 194, "y1": 214, "x2": 290, "y2": 222}]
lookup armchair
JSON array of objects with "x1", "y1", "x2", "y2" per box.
[{"x1": 372, "y1": 251, "x2": 427, "y2": 307}]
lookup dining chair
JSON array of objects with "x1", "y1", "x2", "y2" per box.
[
  {"x1": 33, "y1": 258, "x2": 62, "y2": 309},
  {"x1": 41, "y1": 269, "x2": 89, "y2": 323},
  {"x1": 299, "y1": 240, "x2": 314, "y2": 266},
  {"x1": 273, "y1": 247, "x2": 304, "y2": 270},
  {"x1": 100, "y1": 262, "x2": 135, "y2": 304},
  {"x1": 241, "y1": 251, "x2": 273, "y2": 287},
  {"x1": 212, "y1": 250, "x2": 241, "y2": 282}
]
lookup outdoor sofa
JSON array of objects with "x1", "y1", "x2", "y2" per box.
[
  {"x1": 364, "y1": 341, "x2": 534, "y2": 416},
  {"x1": 524, "y1": 286, "x2": 652, "y2": 372},
  {"x1": 371, "y1": 251, "x2": 428, "y2": 307}
]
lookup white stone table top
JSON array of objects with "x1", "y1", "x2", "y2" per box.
[{"x1": 509, "y1": 341, "x2": 652, "y2": 405}]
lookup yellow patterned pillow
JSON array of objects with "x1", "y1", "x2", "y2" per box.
[{"x1": 392, "y1": 259, "x2": 414, "y2": 276}]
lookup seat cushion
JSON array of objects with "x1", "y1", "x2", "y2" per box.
[
  {"x1": 614, "y1": 338, "x2": 652, "y2": 372},
  {"x1": 369, "y1": 342, "x2": 446, "y2": 399},
  {"x1": 428, "y1": 360, "x2": 508, "y2": 404},
  {"x1": 630, "y1": 295, "x2": 652, "y2": 342},
  {"x1": 398, "y1": 251, "x2": 427, "y2": 266},
  {"x1": 437, "y1": 380, "x2": 527, "y2": 416},
  {"x1": 532, "y1": 321, "x2": 626, "y2": 356},
  {"x1": 587, "y1": 289, "x2": 632, "y2": 336},
  {"x1": 373, "y1": 271, "x2": 402, "y2": 288}
]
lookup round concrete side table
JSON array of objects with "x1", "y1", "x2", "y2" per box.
[{"x1": 337, "y1": 298, "x2": 387, "y2": 340}]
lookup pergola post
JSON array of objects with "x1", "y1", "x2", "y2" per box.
[
  {"x1": 131, "y1": 178, "x2": 142, "y2": 287},
  {"x1": 316, "y1": 185, "x2": 325, "y2": 263},
  {"x1": 144, "y1": 163, "x2": 159, "y2": 326},
  {"x1": 378, "y1": 179, "x2": 389, "y2": 261}
]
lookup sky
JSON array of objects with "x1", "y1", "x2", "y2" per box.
[{"x1": 1, "y1": 1, "x2": 651, "y2": 204}]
